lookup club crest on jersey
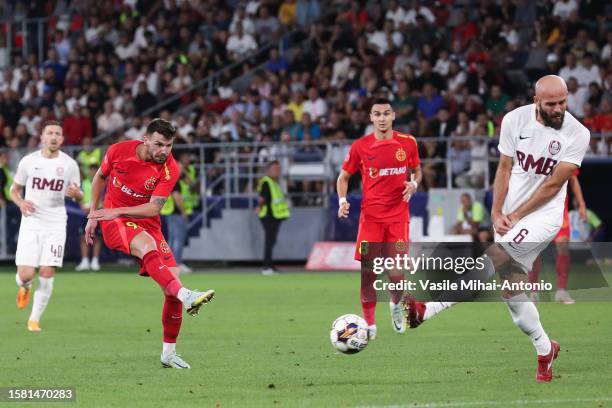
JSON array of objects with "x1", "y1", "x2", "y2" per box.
[
  {"x1": 144, "y1": 176, "x2": 157, "y2": 190},
  {"x1": 159, "y1": 240, "x2": 170, "y2": 254},
  {"x1": 395, "y1": 148, "x2": 406, "y2": 162},
  {"x1": 56, "y1": 166, "x2": 64, "y2": 176},
  {"x1": 548, "y1": 140, "x2": 561, "y2": 155}
]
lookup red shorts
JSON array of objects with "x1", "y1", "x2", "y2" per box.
[
  {"x1": 554, "y1": 201, "x2": 570, "y2": 242},
  {"x1": 354, "y1": 221, "x2": 409, "y2": 261},
  {"x1": 100, "y1": 218, "x2": 177, "y2": 275}
]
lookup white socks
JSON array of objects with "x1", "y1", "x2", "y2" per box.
[
  {"x1": 423, "y1": 302, "x2": 457, "y2": 320},
  {"x1": 177, "y1": 288, "x2": 191, "y2": 304},
  {"x1": 29, "y1": 276, "x2": 54, "y2": 322},
  {"x1": 504, "y1": 293, "x2": 551, "y2": 355},
  {"x1": 162, "y1": 342, "x2": 176, "y2": 358},
  {"x1": 16, "y1": 273, "x2": 32, "y2": 289}
]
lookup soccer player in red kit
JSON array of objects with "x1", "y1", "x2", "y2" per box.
[
  {"x1": 84, "y1": 119, "x2": 214, "y2": 369},
  {"x1": 337, "y1": 99, "x2": 422, "y2": 339}
]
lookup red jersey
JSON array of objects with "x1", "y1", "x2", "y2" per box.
[
  {"x1": 100, "y1": 140, "x2": 180, "y2": 228},
  {"x1": 342, "y1": 131, "x2": 420, "y2": 223}
]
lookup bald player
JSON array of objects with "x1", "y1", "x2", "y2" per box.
[{"x1": 403, "y1": 75, "x2": 590, "y2": 382}]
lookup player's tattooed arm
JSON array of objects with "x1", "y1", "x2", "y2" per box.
[{"x1": 151, "y1": 196, "x2": 168, "y2": 211}]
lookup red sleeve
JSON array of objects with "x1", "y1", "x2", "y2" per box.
[
  {"x1": 408, "y1": 137, "x2": 420, "y2": 169},
  {"x1": 341, "y1": 141, "x2": 361, "y2": 174},
  {"x1": 99, "y1": 144, "x2": 117, "y2": 176},
  {"x1": 152, "y1": 158, "x2": 180, "y2": 197}
]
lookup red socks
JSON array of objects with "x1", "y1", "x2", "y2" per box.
[
  {"x1": 142, "y1": 251, "x2": 182, "y2": 297},
  {"x1": 529, "y1": 257, "x2": 541, "y2": 288},
  {"x1": 162, "y1": 295, "x2": 183, "y2": 343},
  {"x1": 556, "y1": 253, "x2": 570, "y2": 290},
  {"x1": 361, "y1": 267, "x2": 377, "y2": 325}
]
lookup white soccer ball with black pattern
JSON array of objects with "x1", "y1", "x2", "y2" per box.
[{"x1": 330, "y1": 314, "x2": 369, "y2": 354}]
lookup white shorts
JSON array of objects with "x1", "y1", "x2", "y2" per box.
[
  {"x1": 494, "y1": 210, "x2": 561, "y2": 273},
  {"x1": 15, "y1": 228, "x2": 67, "y2": 268}
]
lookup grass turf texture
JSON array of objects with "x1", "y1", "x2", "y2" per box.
[{"x1": 1, "y1": 267, "x2": 611, "y2": 408}]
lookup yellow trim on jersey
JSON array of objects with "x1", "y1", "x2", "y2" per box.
[{"x1": 395, "y1": 132, "x2": 416, "y2": 142}]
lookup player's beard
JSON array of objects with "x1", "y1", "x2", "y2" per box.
[{"x1": 538, "y1": 104, "x2": 564, "y2": 130}]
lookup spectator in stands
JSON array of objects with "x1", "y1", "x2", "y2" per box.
[
  {"x1": 256, "y1": 6, "x2": 281, "y2": 44},
  {"x1": 134, "y1": 81, "x2": 158, "y2": 115},
  {"x1": 226, "y1": 21, "x2": 258, "y2": 61},
  {"x1": 63, "y1": 104, "x2": 93, "y2": 145},
  {"x1": 392, "y1": 80, "x2": 416, "y2": 131},
  {"x1": 486, "y1": 85, "x2": 509, "y2": 119},
  {"x1": 266, "y1": 48, "x2": 289, "y2": 74},
  {"x1": 296, "y1": 112, "x2": 321, "y2": 141},
  {"x1": 97, "y1": 101, "x2": 124, "y2": 134},
  {"x1": 559, "y1": 52, "x2": 583, "y2": 85},
  {"x1": 567, "y1": 76, "x2": 588, "y2": 118},
  {"x1": 287, "y1": 90, "x2": 305, "y2": 122},
  {"x1": 417, "y1": 83, "x2": 445, "y2": 121},
  {"x1": 125, "y1": 116, "x2": 147, "y2": 140},
  {"x1": 279, "y1": 0, "x2": 298, "y2": 27},
  {"x1": 302, "y1": 87, "x2": 328, "y2": 122}
]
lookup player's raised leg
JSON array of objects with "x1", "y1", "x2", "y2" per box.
[
  {"x1": 27, "y1": 266, "x2": 55, "y2": 332},
  {"x1": 129, "y1": 231, "x2": 214, "y2": 316},
  {"x1": 16, "y1": 265, "x2": 35, "y2": 309}
]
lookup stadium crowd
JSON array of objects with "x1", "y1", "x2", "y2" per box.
[{"x1": 0, "y1": 0, "x2": 610, "y2": 197}]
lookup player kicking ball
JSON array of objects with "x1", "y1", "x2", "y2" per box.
[
  {"x1": 337, "y1": 98, "x2": 422, "y2": 339},
  {"x1": 12, "y1": 121, "x2": 83, "y2": 331},
  {"x1": 85, "y1": 118, "x2": 214, "y2": 369},
  {"x1": 403, "y1": 75, "x2": 590, "y2": 382}
]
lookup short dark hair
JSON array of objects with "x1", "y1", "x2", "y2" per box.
[
  {"x1": 41, "y1": 120, "x2": 62, "y2": 133},
  {"x1": 267, "y1": 160, "x2": 280, "y2": 168},
  {"x1": 371, "y1": 98, "x2": 393, "y2": 109},
  {"x1": 146, "y1": 118, "x2": 176, "y2": 139}
]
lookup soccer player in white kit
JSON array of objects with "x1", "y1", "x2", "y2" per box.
[
  {"x1": 403, "y1": 76, "x2": 590, "y2": 382},
  {"x1": 11, "y1": 121, "x2": 83, "y2": 331}
]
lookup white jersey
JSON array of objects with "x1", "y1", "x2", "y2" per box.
[
  {"x1": 13, "y1": 150, "x2": 81, "y2": 231},
  {"x1": 498, "y1": 104, "x2": 590, "y2": 219}
]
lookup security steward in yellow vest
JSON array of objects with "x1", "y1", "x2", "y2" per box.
[
  {"x1": 0, "y1": 151, "x2": 13, "y2": 208},
  {"x1": 256, "y1": 161, "x2": 290, "y2": 274},
  {"x1": 160, "y1": 169, "x2": 197, "y2": 273}
]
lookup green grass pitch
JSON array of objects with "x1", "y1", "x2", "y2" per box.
[{"x1": 1, "y1": 267, "x2": 611, "y2": 408}]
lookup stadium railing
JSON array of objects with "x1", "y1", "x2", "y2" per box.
[
  {"x1": 0, "y1": 133, "x2": 608, "y2": 260},
  {"x1": 0, "y1": 17, "x2": 48, "y2": 68}
]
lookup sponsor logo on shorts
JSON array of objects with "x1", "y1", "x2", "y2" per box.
[
  {"x1": 548, "y1": 140, "x2": 561, "y2": 155},
  {"x1": 395, "y1": 148, "x2": 406, "y2": 162},
  {"x1": 359, "y1": 240, "x2": 369, "y2": 255},
  {"x1": 368, "y1": 166, "x2": 407, "y2": 178},
  {"x1": 395, "y1": 239, "x2": 406, "y2": 252},
  {"x1": 144, "y1": 176, "x2": 157, "y2": 190},
  {"x1": 160, "y1": 240, "x2": 171, "y2": 254}
]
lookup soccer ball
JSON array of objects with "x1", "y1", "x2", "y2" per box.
[{"x1": 329, "y1": 314, "x2": 369, "y2": 354}]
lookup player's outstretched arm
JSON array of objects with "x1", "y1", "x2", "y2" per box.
[
  {"x1": 508, "y1": 161, "x2": 578, "y2": 223},
  {"x1": 491, "y1": 154, "x2": 513, "y2": 235},
  {"x1": 85, "y1": 169, "x2": 108, "y2": 244},
  {"x1": 336, "y1": 169, "x2": 351, "y2": 218},
  {"x1": 9, "y1": 182, "x2": 35, "y2": 216}
]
